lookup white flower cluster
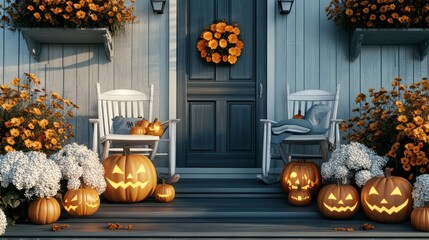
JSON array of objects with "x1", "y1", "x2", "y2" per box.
[
  {"x1": 412, "y1": 174, "x2": 429, "y2": 208},
  {"x1": 0, "y1": 208, "x2": 6, "y2": 235},
  {"x1": 0, "y1": 151, "x2": 61, "y2": 198},
  {"x1": 321, "y1": 142, "x2": 388, "y2": 187},
  {"x1": 50, "y1": 143, "x2": 106, "y2": 194}
]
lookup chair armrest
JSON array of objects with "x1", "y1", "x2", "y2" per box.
[
  {"x1": 329, "y1": 119, "x2": 344, "y2": 150},
  {"x1": 89, "y1": 118, "x2": 99, "y2": 153},
  {"x1": 260, "y1": 119, "x2": 277, "y2": 124}
]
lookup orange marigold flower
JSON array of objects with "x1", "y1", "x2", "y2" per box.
[
  {"x1": 232, "y1": 27, "x2": 240, "y2": 35},
  {"x1": 208, "y1": 39, "x2": 218, "y2": 50},
  {"x1": 228, "y1": 34, "x2": 238, "y2": 44},
  {"x1": 219, "y1": 39, "x2": 228, "y2": 48},
  {"x1": 205, "y1": 56, "x2": 212, "y2": 62},
  {"x1": 414, "y1": 116, "x2": 424, "y2": 125},
  {"x1": 236, "y1": 40, "x2": 244, "y2": 49},
  {"x1": 225, "y1": 25, "x2": 233, "y2": 32},
  {"x1": 216, "y1": 22, "x2": 227, "y2": 33},
  {"x1": 76, "y1": 10, "x2": 86, "y2": 19},
  {"x1": 345, "y1": 8, "x2": 353, "y2": 16},
  {"x1": 212, "y1": 53, "x2": 221, "y2": 64},
  {"x1": 363, "y1": 8, "x2": 369, "y2": 14},
  {"x1": 74, "y1": 3, "x2": 82, "y2": 10},
  {"x1": 214, "y1": 32, "x2": 221, "y2": 39},
  {"x1": 228, "y1": 55, "x2": 237, "y2": 64},
  {"x1": 27, "y1": 5, "x2": 34, "y2": 11},
  {"x1": 197, "y1": 40, "x2": 206, "y2": 51},
  {"x1": 398, "y1": 115, "x2": 408, "y2": 123},
  {"x1": 4, "y1": 145, "x2": 14, "y2": 152},
  {"x1": 203, "y1": 31, "x2": 213, "y2": 41},
  {"x1": 33, "y1": 12, "x2": 41, "y2": 20},
  {"x1": 65, "y1": 6, "x2": 73, "y2": 13},
  {"x1": 200, "y1": 50, "x2": 207, "y2": 58},
  {"x1": 222, "y1": 55, "x2": 228, "y2": 62}
]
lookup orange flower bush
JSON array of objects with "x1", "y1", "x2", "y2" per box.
[
  {"x1": 343, "y1": 77, "x2": 429, "y2": 182},
  {"x1": 0, "y1": 0, "x2": 136, "y2": 35},
  {"x1": 196, "y1": 20, "x2": 244, "y2": 65},
  {"x1": 0, "y1": 73, "x2": 78, "y2": 155},
  {"x1": 326, "y1": 0, "x2": 429, "y2": 30}
]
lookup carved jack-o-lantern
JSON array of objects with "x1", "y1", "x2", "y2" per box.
[
  {"x1": 63, "y1": 188, "x2": 100, "y2": 216},
  {"x1": 361, "y1": 168, "x2": 412, "y2": 223},
  {"x1": 317, "y1": 179, "x2": 359, "y2": 219},
  {"x1": 281, "y1": 160, "x2": 321, "y2": 196},
  {"x1": 154, "y1": 179, "x2": 176, "y2": 203},
  {"x1": 102, "y1": 146, "x2": 157, "y2": 203},
  {"x1": 288, "y1": 185, "x2": 311, "y2": 207},
  {"x1": 146, "y1": 118, "x2": 164, "y2": 136}
]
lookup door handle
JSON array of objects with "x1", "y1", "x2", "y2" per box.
[{"x1": 259, "y1": 83, "x2": 263, "y2": 98}]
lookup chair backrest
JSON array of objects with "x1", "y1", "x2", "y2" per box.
[
  {"x1": 97, "y1": 83, "x2": 154, "y2": 138},
  {"x1": 286, "y1": 84, "x2": 340, "y2": 141}
]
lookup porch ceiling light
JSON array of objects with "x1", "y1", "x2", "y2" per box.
[
  {"x1": 278, "y1": 0, "x2": 294, "y2": 14},
  {"x1": 151, "y1": 0, "x2": 167, "y2": 14}
]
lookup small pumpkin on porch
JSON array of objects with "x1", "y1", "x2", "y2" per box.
[
  {"x1": 281, "y1": 160, "x2": 321, "y2": 196},
  {"x1": 317, "y1": 179, "x2": 359, "y2": 219},
  {"x1": 136, "y1": 118, "x2": 150, "y2": 129},
  {"x1": 411, "y1": 200, "x2": 429, "y2": 232},
  {"x1": 293, "y1": 110, "x2": 304, "y2": 119},
  {"x1": 63, "y1": 188, "x2": 100, "y2": 217},
  {"x1": 361, "y1": 168, "x2": 413, "y2": 223},
  {"x1": 288, "y1": 185, "x2": 311, "y2": 207},
  {"x1": 146, "y1": 118, "x2": 164, "y2": 136},
  {"x1": 154, "y1": 179, "x2": 176, "y2": 203},
  {"x1": 28, "y1": 197, "x2": 61, "y2": 225},
  {"x1": 102, "y1": 146, "x2": 157, "y2": 203}
]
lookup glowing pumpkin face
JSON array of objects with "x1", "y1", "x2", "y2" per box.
[
  {"x1": 63, "y1": 188, "x2": 100, "y2": 216},
  {"x1": 154, "y1": 180, "x2": 175, "y2": 203},
  {"x1": 288, "y1": 185, "x2": 311, "y2": 207},
  {"x1": 102, "y1": 147, "x2": 157, "y2": 203},
  {"x1": 146, "y1": 118, "x2": 164, "y2": 136},
  {"x1": 317, "y1": 180, "x2": 359, "y2": 219},
  {"x1": 361, "y1": 169, "x2": 412, "y2": 223},
  {"x1": 281, "y1": 160, "x2": 321, "y2": 195}
]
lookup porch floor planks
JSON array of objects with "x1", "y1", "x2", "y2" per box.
[{"x1": 3, "y1": 178, "x2": 428, "y2": 239}]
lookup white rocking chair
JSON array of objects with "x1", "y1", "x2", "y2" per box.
[
  {"x1": 258, "y1": 84, "x2": 341, "y2": 184},
  {"x1": 90, "y1": 83, "x2": 180, "y2": 182}
]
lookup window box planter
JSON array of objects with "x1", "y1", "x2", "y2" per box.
[
  {"x1": 350, "y1": 28, "x2": 429, "y2": 61},
  {"x1": 21, "y1": 28, "x2": 113, "y2": 61}
]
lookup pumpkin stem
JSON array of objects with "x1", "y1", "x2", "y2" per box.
[
  {"x1": 153, "y1": 117, "x2": 158, "y2": 122},
  {"x1": 384, "y1": 168, "x2": 392, "y2": 178},
  {"x1": 162, "y1": 179, "x2": 166, "y2": 185},
  {"x1": 336, "y1": 178, "x2": 342, "y2": 186},
  {"x1": 123, "y1": 146, "x2": 131, "y2": 156}
]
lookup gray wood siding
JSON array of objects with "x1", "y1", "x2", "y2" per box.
[{"x1": 0, "y1": 0, "x2": 428, "y2": 166}]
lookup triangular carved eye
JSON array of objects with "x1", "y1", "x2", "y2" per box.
[
  {"x1": 369, "y1": 186, "x2": 379, "y2": 195},
  {"x1": 136, "y1": 165, "x2": 146, "y2": 174},
  {"x1": 345, "y1": 193, "x2": 353, "y2": 200},
  {"x1": 112, "y1": 165, "x2": 124, "y2": 174},
  {"x1": 72, "y1": 195, "x2": 78, "y2": 201},
  {"x1": 391, "y1": 187, "x2": 402, "y2": 196},
  {"x1": 328, "y1": 193, "x2": 337, "y2": 200}
]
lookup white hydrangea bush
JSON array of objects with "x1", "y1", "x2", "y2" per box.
[
  {"x1": 412, "y1": 174, "x2": 429, "y2": 208},
  {"x1": 0, "y1": 208, "x2": 6, "y2": 235},
  {"x1": 321, "y1": 142, "x2": 388, "y2": 187},
  {"x1": 50, "y1": 143, "x2": 106, "y2": 194},
  {"x1": 0, "y1": 151, "x2": 61, "y2": 198}
]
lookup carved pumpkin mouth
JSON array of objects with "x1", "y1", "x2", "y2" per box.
[
  {"x1": 64, "y1": 204, "x2": 80, "y2": 212},
  {"x1": 157, "y1": 193, "x2": 172, "y2": 198},
  {"x1": 86, "y1": 202, "x2": 100, "y2": 208},
  {"x1": 291, "y1": 196, "x2": 310, "y2": 201},
  {"x1": 364, "y1": 199, "x2": 409, "y2": 214},
  {"x1": 106, "y1": 178, "x2": 149, "y2": 189},
  {"x1": 323, "y1": 201, "x2": 358, "y2": 212}
]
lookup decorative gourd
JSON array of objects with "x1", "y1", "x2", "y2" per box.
[
  {"x1": 146, "y1": 118, "x2": 164, "y2": 136},
  {"x1": 154, "y1": 179, "x2": 176, "y2": 203},
  {"x1": 293, "y1": 110, "x2": 304, "y2": 119},
  {"x1": 361, "y1": 168, "x2": 412, "y2": 223},
  {"x1": 28, "y1": 197, "x2": 61, "y2": 225},
  {"x1": 288, "y1": 185, "x2": 311, "y2": 207},
  {"x1": 102, "y1": 146, "x2": 157, "y2": 203},
  {"x1": 129, "y1": 125, "x2": 146, "y2": 135},
  {"x1": 317, "y1": 179, "x2": 359, "y2": 219},
  {"x1": 281, "y1": 160, "x2": 321, "y2": 196},
  {"x1": 63, "y1": 188, "x2": 100, "y2": 216},
  {"x1": 410, "y1": 201, "x2": 429, "y2": 232}
]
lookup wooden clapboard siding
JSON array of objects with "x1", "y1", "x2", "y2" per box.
[{"x1": 0, "y1": 0, "x2": 428, "y2": 165}]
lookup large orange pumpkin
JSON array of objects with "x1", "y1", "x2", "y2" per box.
[
  {"x1": 317, "y1": 179, "x2": 359, "y2": 219},
  {"x1": 154, "y1": 179, "x2": 176, "y2": 203},
  {"x1": 63, "y1": 188, "x2": 100, "y2": 216},
  {"x1": 103, "y1": 146, "x2": 157, "y2": 203},
  {"x1": 28, "y1": 197, "x2": 61, "y2": 225},
  {"x1": 361, "y1": 168, "x2": 412, "y2": 223},
  {"x1": 146, "y1": 118, "x2": 164, "y2": 136},
  {"x1": 411, "y1": 201, "x2": 429, "y2": 232},
  {"x1": 281, "y1": 160, "x2": 321, "y2": 196}
]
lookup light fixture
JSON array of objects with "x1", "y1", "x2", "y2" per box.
[
  {"x1": 278, "y1": 0, "x2": 294, "y2": 14},
  {"x1": 151, "y1": 0, "x2": 167, "y2": 14}
]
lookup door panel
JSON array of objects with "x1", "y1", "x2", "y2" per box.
[{"x1": 178, "y1": 0, "x2": 266, "y2": 168}]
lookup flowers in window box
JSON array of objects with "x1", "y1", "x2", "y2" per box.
[
  {"x1": 342, "y1": 77, "x2": 429, "y2": 182},
  {"x1": 326, "y1": 0, "x2": 429, "y2": 30},
  {"x1": 321, "y1": 142, "x2": 388, "y2": 187},
  {"x1": 0, "y1": 0, "x2": 136, "y2": 35},
  {"x1": 50, "y1": 143, "x2": 106, "y2": 194},
  {"x1": 196, "y1": 20, "x2": 244, "y2": 65},
  {"x1": 0, "y1": 73, "x2": 78, "y2": 155}
]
